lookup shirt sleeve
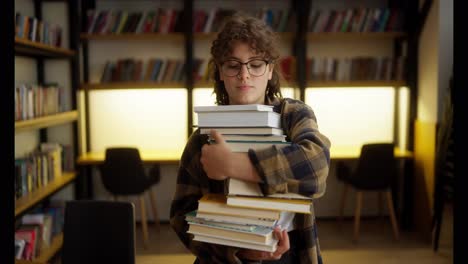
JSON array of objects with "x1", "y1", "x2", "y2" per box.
[
  {"x1": 169, "y1": 132, "x2": 244, "y2": 264},
  {"x1": 248, "y1": 99, "x2": 331, "y2": 198}
]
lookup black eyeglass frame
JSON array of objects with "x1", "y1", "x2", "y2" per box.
[{"x1": 220, "y1": 59, "x2": 272, "y2": 77}]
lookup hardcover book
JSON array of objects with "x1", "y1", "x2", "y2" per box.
[{"x1": 197, "y1": 193, "x2": 281, "y2": 220}]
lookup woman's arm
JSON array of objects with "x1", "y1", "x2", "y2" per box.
[
  {"x1": 169, "y1": 133, "x2": 243, "y2": 264},
  {"x1": 249, "y1": 99, "x2": 331, "y2": 198},
  {"x1": 200, "y1": 99, "x2": 331, "y2": 198}
]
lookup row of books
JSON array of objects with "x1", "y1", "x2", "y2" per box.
[
  {"x1": 15, "y1": 201, "x2": 65, "y2": 260},
  {"x1": 187, "y1": 104, "x2": 313, "y2": 251},
  {"x1": 279, "y1": 56, "x2": 406, "y2": 82},
  {"x1": 15, "y1": 13, "x2": 63, "y2": 47},
  {"x1": 14, "y1": 143, "x2": 70, "y2": 199},
  {"x1": 15, "y1": 83, "x2": 66, "y2": 121},
  {"x1": 305, "y1": 56, "x2": 406, "y2": 82},
  {"x1": 308, "y1": 7, "x2": 405, "y2": 33},
  {"x1": 101, "y1": 58, "x2": 186, "y2": 83},
  {"x1": 85, "y1": 8, "x2": 183, "y2": 34},
  {"x1": 193, "y1": 8, "x2": 295, "y2": 33}
]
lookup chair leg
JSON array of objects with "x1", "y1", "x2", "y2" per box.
[
  {"x1": 338, "y1": 184, "x2": 348, "y2": 223},
  {"x1": 139, "y1": 195, "x2": 150, "y2": 249},
  {"x1": 148, "y1": 189, "x2": 161, "y2": 232},
  {"x1": 353, "y1": 191, "x2": 362, "y2": 242},
  {"x1": 378, "y1": 191, "x2": 383, "y2": 219},
  {"x1": 385, "y1": 190, "x2": 400, "y2": 240}
]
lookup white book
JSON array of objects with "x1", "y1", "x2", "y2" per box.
[
  {"x1": 196, "y1": 111, "x2": 281, "y2": 128},
  {"x1": 196, "y1": 211, "x2": 278, "y2": 227},
  {"x1": 227, "y1": 178, "x2": 312, "y2": 201},
  {"x1": 210, "y1": 134, "x2": 286, "y2": 142},
  {"x1": 227, "y1": 195, "x2": 313, "y2": 214},
  {"x1": 194, "y1": 104, "x2": 274, "y2": 112},
  {"x1": 193, "y1": 234, "x2": 278, "y2": 252},
  {"x1": 200, "y1": 127, "x2": 284, "y2": 136},
  {"x1": 185, "y1": 210, "x2": 257, "y2": 231},
  {"x1": 220, "y1": 140, "x2": 290, "y2": 152},
  {"x1": 188, "y1": 222, "x2": 275, "y2": 245},
  {"x1": 198, "y1": 193, "x2": 281, "y2": 220}
]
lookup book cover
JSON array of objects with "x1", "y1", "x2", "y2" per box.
[
  {"x1": 193, "y1": 234, "x2": 278, "y2": 252},
  {"x1": 227, "y1": 178, "x2": 313, "y2": 201},
  {"x1": 220, "y1": 140, "x2": 291, "y2": 152},
  {"x1": 195, "y1": 211, "x2": 278, "y2": 227},
  {"x1": 194, "y1": 104, "x2": 274, "y2": 112},
  {"x1": 185, "y1": 210, "x2": 257, "y2": 231},
  {"x1": 209, "y1": 134, "x2": 286, "y2": 142},
  {"x1": 198, "y1": 193, "x2": 281, "y2": 220},
  {"x1": 188, "y1": 222, "x2": 275, "y2": 245},
  {"x1": 226, "y1": 195, "x2": 313, "y2": 214},
  {"x1": 196, "y1": 111, "x2": 281, "y2": 128},
  {"x1": 199, "y1": 127, "x2": 285, "y2": 136}
]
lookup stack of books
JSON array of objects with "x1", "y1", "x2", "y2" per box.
[{"x1": 186, "y1": 104, "x2": 314, "y2": 252}]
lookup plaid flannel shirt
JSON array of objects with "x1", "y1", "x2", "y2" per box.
[{"x1": 170, "y1": 97, "x2": 331, "y2": 264}]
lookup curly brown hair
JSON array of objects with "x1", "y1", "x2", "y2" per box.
[{"x1": 208, "y1": 12, "x2": 283, "y2": 105}]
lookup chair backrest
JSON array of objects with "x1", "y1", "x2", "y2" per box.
[
  {"x1": 62, "y1": 200, "x2": 135, "y2": 264},
  {"x1": 354, "y1": 143, "x2": 396, "y2": 189},
  {"x1": 100, "y1": 147, "x2": 149, "y2": 195}
]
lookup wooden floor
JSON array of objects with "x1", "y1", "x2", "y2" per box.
[{"x1": 135, "y1": 204, "x2": 453, "y2": 264}]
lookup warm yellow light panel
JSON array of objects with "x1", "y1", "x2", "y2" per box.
[
  {"x1": 398, "y1": 87, "x2": 410, "y2": 150},
  {"x1": 305, "y1": 87, "x2": 395, "y2": 148},
  {"x1": 88, "y1": 89, "x2": 187, "y2": 152}
]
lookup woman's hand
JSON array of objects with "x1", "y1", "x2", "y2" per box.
[
  {"x1": 200, "y1": 130, "x2": 234, "y2": 180},
  {"x1": 237, "y1": 227, "x2": 290, "y2": 261},
  {"x1": 201, "y1": 129, "x2": 263, "y2": 182}
]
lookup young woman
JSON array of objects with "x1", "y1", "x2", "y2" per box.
[{"x1": 170, "y1": 13, "x2": 331, "y2": 264}]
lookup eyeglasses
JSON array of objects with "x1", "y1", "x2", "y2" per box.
[{"x1": 220, "y1": 59, "x2": 270, "y2": 77}]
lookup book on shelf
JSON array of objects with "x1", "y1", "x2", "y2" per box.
[
  {"x1": 199, "y1": 127, "x2": 285, "y2": 136},
  {"x1": 197, "y1": 193, "x2": 281, "y2": 220},
  {"x1": 192, "y1": 233, "x2": 278, "y2": 252},
  {"x1": 22, "y1": 212, "x2": 54, "y2": 250},
  {"x1": 15, "y1": 239, "x2": 26, "y2": 259},
  {"x1": 188, "y1": 221, "x2": 276, "y2": 245},
  {"x1": 15, "y1": 225, "x2": 39, "y2": 260}
]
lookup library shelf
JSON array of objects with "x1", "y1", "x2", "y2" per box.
[
  {"x1": 194, "y1": 32, "x2": 294, "y2": 41},
  {"x1": 15, "y1": 172, "x2": 76, "y2": 218},
  {"x1": 81, "y1": 81, "x2": 186, "y2": 90},
  {"x1": 306, "y1": 32, "x2": 407, "y2": 41},
  {"x1": 306, "y1": 80, "x2": 407, "y2": 88},
  {"x1": 15, "y1": 111, "x2": 79, "y2": 133},
  {"x1": 80, "y1": 32, "x2": 184, "y2": 41},
  {"x1": 15, "y1": 233, "x2": 63, "y2": 264},
  {"x1": 15, "y1": 37, "x2": 76, "y2": 58}
]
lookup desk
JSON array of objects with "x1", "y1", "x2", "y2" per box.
[{"x1": 76, "y1": 146, "x2": 414, "y2": 229}]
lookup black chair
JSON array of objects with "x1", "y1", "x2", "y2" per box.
[
  {"x1": 336, "y1": 143, "x2": 399, "y2": 242},
  {"x1": 99, "y1": 147, "x2": 161, "y2": 248},
  {"x1": 62, "y1": 200, "x2": 135, "y2": 264}
]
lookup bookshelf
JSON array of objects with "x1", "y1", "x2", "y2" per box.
[
  {"x1": 14, "y1": 0, "x2": 80, "y2": 263},
  {"x1": 77, "y1": 0, "x2": 417, "y2": 222},
  {"x1": 15, "y1": 110, "x2": 79, "y2": 133}
]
